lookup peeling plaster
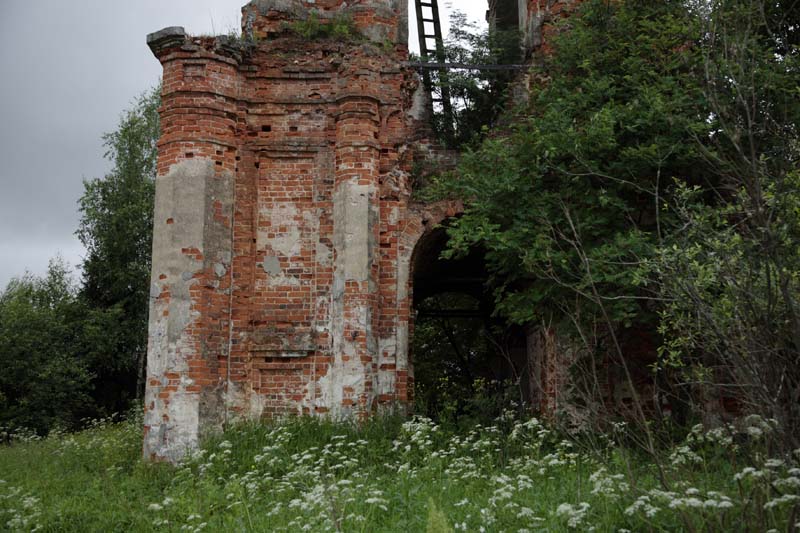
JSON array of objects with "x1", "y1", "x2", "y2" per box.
[
  {"x1": 262, "y1": 255, "x2": 281, "y2": 275},
  {"x1": 143, "y1": 158, "x2": 233, "y2": 461},
  {"x1": 257, "y1": 203, "x2": 303, "y2": 258},
  {"x1": 333, "y1": 183, "x2": 372, "y2": 283}
]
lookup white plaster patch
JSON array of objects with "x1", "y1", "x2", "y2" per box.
[
  {"x1": 143, "y1": 158, "x2": 221, "y2": 463},
  {"x1": 314, "y1": 365, "x2": 366, "y2": 413},
  {"x1": 316, "y1": 240, "x2": 332, "y2": 266},
  {"x1": 396, "y1": 323, "x2": 409, "y2": 369},
  {"x1": 268, "y1": 273, "x2": 301, "y2": 287},
  {"x1": 397, "y1": 253, "x2": 410, "y2": 301},
  {"x1": 257, "y1": 204, "x2": 303, "y2": 257},
  {"x1": 378, "y1": 336, "x2": 396, "y2": 365},
  {"x1": 377, "y1": 370, "x2": 396, "y2": 396},
  {"x1": 333, "y1": 183, "x2": 372, "y2": 282}
]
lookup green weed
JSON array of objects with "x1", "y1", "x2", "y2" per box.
[{"x1": 0, "y1": 412, "x2": 798, "y2": 531}]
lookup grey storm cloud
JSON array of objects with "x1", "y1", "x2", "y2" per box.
[
  {"x1": 0, "y1": 0, "x2": 244, "y2": 288},
  {"x1": 0, "y1": 0, "x2": 486, "y2": 289}
]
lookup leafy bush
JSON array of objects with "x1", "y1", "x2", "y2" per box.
[
  {"x1": 430, "y1": 0, "x2": 800, "y2": 447},
  {"x1": 288, "y1": 12, "x2": 359, "y2": 41},
  {"x1": 77, "y1": 86, "x2": 160, "y2": 411}
]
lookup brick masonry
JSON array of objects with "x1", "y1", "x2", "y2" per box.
[
  {"x1": 142, "y1": 0, "x2": 466, "y2": 462},
  {"x1": 142, "y1": 0, "x2": 587, "y2": 462}
]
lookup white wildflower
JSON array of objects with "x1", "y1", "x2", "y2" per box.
[
  {"x1": 764, "y1": 494, "x2": 799, "y2": 510},
  {"x1": 774, "y1": 476, "x2": 800, "y2": 491},
  {"x1": 670, "y1": 445, "x2": 703, "y2": 466},
  {"x1": 589, "y1": 467, "x2": 628, "y2": 499},
  {"x1": 734, "y1": 466, "x2": 767, "y2": 482},
  {"x1": 625, "y1": 495, "x2": 659, "y2": 518},
  {"x1": 556, "y1": 502, "x2": 590, "y2": 528}
]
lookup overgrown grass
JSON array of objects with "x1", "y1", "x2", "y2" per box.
[
  {"x1": 287, "y1": 12, "x2": 359, "y2": 41},
  {"x1": 0, "y1": 412, "x2": 172, "y2": 530},
  {"x1": 1, "y1": 411, "x2": 798, "y2": 531}
]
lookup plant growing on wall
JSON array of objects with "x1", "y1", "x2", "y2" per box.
[
  {"x1": 288, "y1": 11, "x2": 359, "y2": 41},
  {"x1": 428, "y1": 11, "x2": 522, "y2": 147}
]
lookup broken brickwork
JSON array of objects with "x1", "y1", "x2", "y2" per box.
[
  {"x1": 143, "y1": 0, "x2": 462, "y2": 462},
  {"x1": 143, "y1": 0, "x2": 593, "y2": 462}
]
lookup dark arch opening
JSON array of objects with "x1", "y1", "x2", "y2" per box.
[{"x1": 409, "y1": 222, "x2": 534, "y2": 424}]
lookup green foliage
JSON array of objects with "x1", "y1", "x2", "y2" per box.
[
  {"x1": 431, "y1": 11, "x2": 522, "y2": 147},
  {"x1": 436, "y1": 0, "x2": 707, "y2": 333},
  {"x1": 0, "y1": 410, "x2": 173, "y2": 531},
  {"x1": 650, "y1": 0, "x2": 800, "y2": 445},
  {"x1": 288, "y1": 11, "x2": 359, "y2": 41},
  {"x1": 425, "y1": 498, "x2": 453, "y2": 533},
  {"x1": 1, "y1": 412, "x2": 798, "y2": 531},
  {"x1": 77, "y1": 86, "x2": 160, "y2": 413},
  {"x1": 0, "y1": 259, "x2": 94, "y2": 433},
  {"x1": 430, "y1": 0, "x2": 800, "y2": 444}
]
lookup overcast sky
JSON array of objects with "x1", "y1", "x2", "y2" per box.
[{"x1": 0, "y1": 1, "x2": 487, "y2": 289}]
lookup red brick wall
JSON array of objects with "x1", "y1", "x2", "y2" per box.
[
  {"x1": 144, "y1": 1, "x2": 450, "y2": 460},
  {"x1": 144, "y1": 0, "x2": 606, "y2": 462}
]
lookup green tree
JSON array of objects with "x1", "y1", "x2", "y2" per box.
[
  {"x1": 432, "y1": 0, "x2": 800, "y2": 445},
  {"x1": 77, "y1": 87, "x2": 160, "y2": 412},
  {"x1": 654, "y1": 0, "x2": 800, "y2": 446},
  {"x1": 437, "y1": 0, "x2": 708, "y2": 335},
  {"x1": 430, "y1": 11, "x2": 522, "y2": 147},
  {"x1": 0, "y1": 259, "x2": 94, "y2": 433}
]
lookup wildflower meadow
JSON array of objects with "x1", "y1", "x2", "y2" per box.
[{"x1": 1, "y1": 409, "x2": 799, "y2": 532}]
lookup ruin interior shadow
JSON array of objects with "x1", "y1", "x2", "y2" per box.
[{"x1": 410, "y1": 223, "x2": 531, "y2": 424}]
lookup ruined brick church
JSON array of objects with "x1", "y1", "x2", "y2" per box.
[{"x1": 143, "y1": 0, "x2": 576, "y2": 461}]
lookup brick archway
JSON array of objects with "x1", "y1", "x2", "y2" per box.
[
  {"x1": 391, "y1": 200, "x2": 465, "y2": 403},
  {"x1": 142, "y1": 0, "x2": 464, "y2": 461},
  {"x1": 402, "y1": 202, "x2": 530, "y2": 415}
]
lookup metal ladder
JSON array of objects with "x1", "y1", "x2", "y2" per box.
[{"x1": 414, "y1": 0, "x2": 454, "y2": 140}]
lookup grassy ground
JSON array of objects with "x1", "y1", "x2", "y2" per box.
[{"x1": 0, "y1": 411, "x2": 798, "y2": 532}]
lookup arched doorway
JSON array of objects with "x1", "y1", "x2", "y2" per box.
[{"x1": 408, "y1": 220, "x2": 537, "y2": 422}]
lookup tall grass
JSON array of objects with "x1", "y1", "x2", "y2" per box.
[{"x1": 0, "y1": 410, "x2": 798, "y2": 531}]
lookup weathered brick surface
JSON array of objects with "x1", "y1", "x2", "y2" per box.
[
  {"x1": 524, "y1": 0, "x2": 580, "y2": 55},
  {"x1": 143, "y1": 0, "x2": 456, "y2": 461},
  {"x1": 143, "y1": 0, "x2": 592, "y2": 461}
]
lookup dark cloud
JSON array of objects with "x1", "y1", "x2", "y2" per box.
[{"x1": 0, "y1": 0, "x2": 245, "y2": 287}]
